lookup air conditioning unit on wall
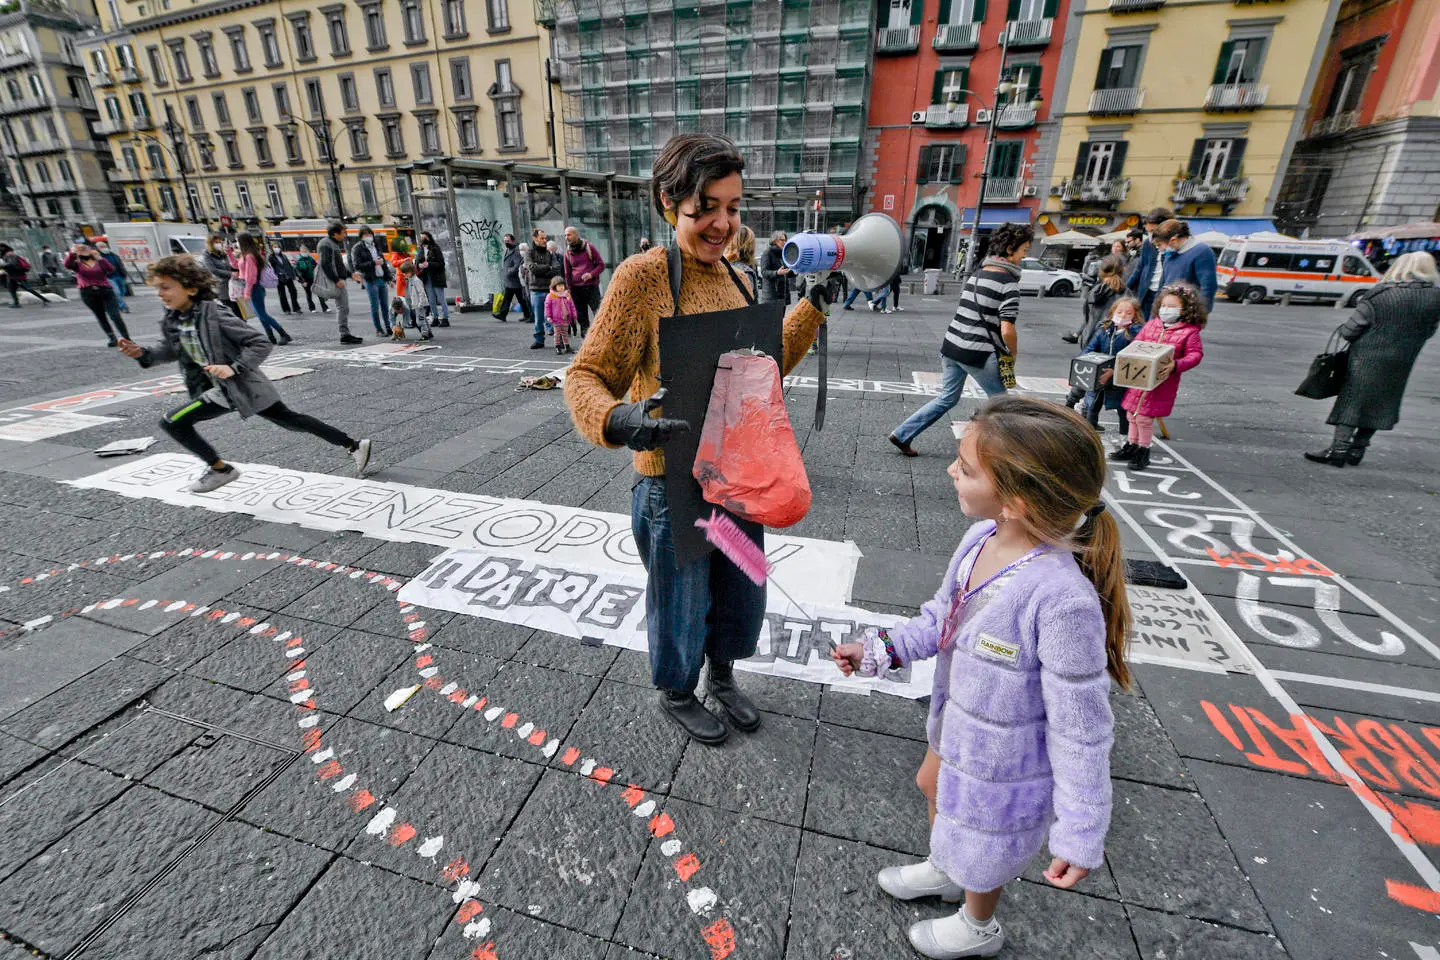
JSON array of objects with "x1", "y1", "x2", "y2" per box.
[
  {"x1": 1048, "y1": 185, "x2": 1062, "y2": 196},
  {"x1": 1023, "y1": 185, "x2": 1039, "y2": 197},
  {"x1": 911, "y1": 110, "x2": 925, "y2": 123},
  {"x1": 974, "y1": 109, "x2": 992, "y2": 123}
]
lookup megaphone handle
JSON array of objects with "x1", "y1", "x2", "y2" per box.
[{"x1": 815, "y1": 319, "x2": 828, "y2": 431}]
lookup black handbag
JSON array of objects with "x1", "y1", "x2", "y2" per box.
[{"x1": 1295, "y1": 327, "x2": 1349, "y2": 400}]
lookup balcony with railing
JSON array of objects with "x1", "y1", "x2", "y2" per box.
[
  {"x1": 1108, "y1": 0, "x2": 1166, "y2": 9},
  {"x1": 1004, "y1": 18, "x2": 1052, "y2": 47},
  {"x1": 28, "y1": 180, "x2": 70, "y2": 194},
  {"x1": 119, "y1": 66, "x2": 144, "y2": 84},
  {"x1": 0, "y1": 49, "x2": 35, "y2": 70},
  {"x1": 94, "y1": 116, "x2": 129, "y2": 135},
  {"x1": 1309, "y1": 110, "x2": 1358, "y2": 137},
  {"x1": 877, "y1": 26, "x2": 921, "y2": 54},
  {"x1": 0, "y1": 96, "x2": 48, "y2": 115},
  {"x1": 1059, "y1": 178, "x2": 1131, "y2": 204},
  {"x1": 16, "y1": 138, "x2": 65, "y2": 156},
  {"x1": 933, "y1": 22, "x2": 980, "y2": 52},
  {"x1": 995, "y1": 104, "x2": 1037, "y2": 129},
  {"x1": 1088, "y1": 88, "x2": 1145, "y2": 115},
  {"x1": 90, "y1": 71, "x2": 116, "y2": 87},
  {"x1": 107, "y1": 167, "x2": 144, "y2": 183},
  {"x1": 1204, "y1": 83, "x2": 1268, "y2": 111},
  {"x1": 925, "y1": 102, "x2": 969, "y2": 129},
  {"x1": 131, "y1": 113, "x2": 156, "y2": 130},
  {"x1": 984, "y1": 177, "x2": 1024, "y2": 202},
  {"x1": 1172, "y1": 177, "x2": 1249, "y2": 205}
]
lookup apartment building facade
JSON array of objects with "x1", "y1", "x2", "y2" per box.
[
  {"x1": 1273, "y1": 0, "x2": 1440, "y2": 237},
  {"x1": 864, "y1": 0, "x2": 1072, "y2": 271},
  {"x1": 1041, "y1": 0, "x2": 1340, "y2": 237},
  {"x1": 0, "y1": 0, "x2": 119, "y2": 236},
  {"x1": 543, "y1": 0, "x2": 876, "y2": 235},
  {"x1": 77, "y1": 0, "x2": 551, "y2": 227}
]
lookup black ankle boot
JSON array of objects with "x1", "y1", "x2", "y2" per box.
[
  {"x1": 1347, "y1": 446, "x2": 1366, "y2": 466},
  {"x1": 706, "y1": 660, "x2": 762, "y2": 733},
  {"x1": 1109, "y1": 442, "x2": 1138, "y2": 462},
  {"x1": 1130, "y1": 446, "x2": 1152, "y2": 471},
  {"x1": 1304, "y1": 445, "x2": 1350, "y2": 467},
  {"x1": 658, "y1": 690, "x2": 728, "y2": 745}
]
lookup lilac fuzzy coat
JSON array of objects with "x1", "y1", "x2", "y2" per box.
[{"x1": 889, "y1": 521, "x2": 1115, "y2": 891}]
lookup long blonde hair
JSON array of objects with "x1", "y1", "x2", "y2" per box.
[
  {"x1": 1382, "y1": 251, "x2": 1439, "y2": 284},
  {"x1": 725, "y1": 225, "x2": 757, "y2": 268},
  {"x1": 969, "y1": 396, "x2": 1131, "y2": 688}
]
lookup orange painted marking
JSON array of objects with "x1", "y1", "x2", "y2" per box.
[
  {"x1": 297, "y1": 701, "x2": 316, "y2": 711},
  {"x1": 473, "y1": 697, "x2": 488, "y2": 711},
  {"x1": 347, "y1": 790, "x2": 376, "y2": 812},
  {"x1": 469, "y1": 944, "x2": 499, "y2": 960},
  {"x1": 1201, "y1": 701, "x2": 1244, "y2": 752},
  {"x1": 1386, "y1": 878, "x2": 1440, "y2": 912},
  {"x1": 448, "y1": 689, "x2": 467, "y2": 704},
  {"x1": 702, "y1": 917, "x2": 737, "y2": 959},
  {"x1": 236, "y1": 617, "x2": 256, "y2": 627},
  {"x1": 207, "y1": 609, "x2": 227, "y2": 619},
  {"x1": 285, "y1": 636, "x2": 304, "y2": 648},
  {"x1": 674, "y1": 852, "x2": 701, "y2": 882},
  {"x1": 527, "y1": 728, "x2": 547, "y2": 746},
  {"x1": 455, "y1": 899, "x2": 483, "y2": 924},
  {"x1": 121, "y1": 598, "x2": 140, "y2": 607},
  {"x1": 442, "y1": 857, "x2": 471, "y2": 883},
  {"x1": 1381, "y1": 796, "x2": 1440, "y2": 846},
  {"x1": 620, "y1": 785, "x2": 645, "y2": 808},
  {"x1": 423, "y1": 676, "x2": 443, "y2": 691},
  {"x1": 561, "y1": 747, "x2": 581, "y2": 766},
  {"x1": 649, "y1": 813, "x2": 675, "y2": 838},
  {"x1": 301, "y1": 729, "x2": 323, "y2": 752},
  {"x1": 316, "y1": 760, "x2": 343, "y2": 780},
  {"x1": 289, "y1": 679, "x2": 311, "y2": 693},
  {"x1": 590, "y1": 767, "x2": 614, "y2": 785},
  {"x1": 415, "y1": 654, "x2": 433, "y2": 668},
  {"x1": 501, "y1": 713, "x2": 519, "y2": 729},
  {"x1": 290, "y1": 659, "x2": 307, "y2": 671},
  {"x1": 388, "y1": 823, "x2": 417, "y2": 846}
]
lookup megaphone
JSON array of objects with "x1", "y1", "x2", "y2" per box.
[{"x1": 781, "y1": 213, "x2": 904, "y2": 291}]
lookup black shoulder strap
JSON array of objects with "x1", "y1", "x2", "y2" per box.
[{"x1": 667, "y1": 246, "x2": 757, "y2": 314}]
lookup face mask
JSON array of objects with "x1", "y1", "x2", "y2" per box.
[{"x1": 1158, "y1": 307, "x2": 1182, "y2": 322}]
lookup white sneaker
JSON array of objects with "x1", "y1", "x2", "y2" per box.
[
  {"x1": 908, "y1": 910, "x2": 1005, "y2": 959},
  {"x1": 877, "y1": 859, "x2": 964, "y2": 902},
  {"x1": 189, "y1": 465, "x2": 239, "y2": 493},
  {"x1": 351, "y1": 438, "x2": 373, "y2": 476}
]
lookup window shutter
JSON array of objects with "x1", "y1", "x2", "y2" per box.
[
  {"x1": 1006, "y1": 0, "x2": 1021, "y2": 20},
  {"x1": 1025, "y1": 64, "x2": 1042, "y2": 103},
  {"x1": 1042, "y1": 0, "x2": 1058, "y2": 17},
  {"x1": 1072, "y1": 141, "x2": 1091, "y2": 178},
  {"x1": 973, "y1": 0, "x2": 987, "y2": 21},
  {"x1": 910, "y1": 0, "x2": 924, "y2": 25},
  {"x1": 1186, "y1": 139, "x2": 1206, "y2": 178},
  {"x1": 1117, "y1": 45, "x2": 1141, "y2": 87},
  {"x1": 916, "y1": 145, "x2": 931, "y2": 184},
  {"x1": 939, "y1": 0, "x2": 952, "y2": 23},
  {"x1": 877, "y1": 1, "x2": 889, "y2": 28},
  {"x1": 959, "y1": 67, "x2": 969, "y2": 95},
  {"x1": 1094, "y1": 48, "x2": 1113, "y2": 90},
  {"x1": 1212, "y1": 41, "x2": 1235, "y2": 85},
  {"x1": 1224, "y1": 138, "x2": 1247, "y2": 179},
  {"x1": 932, "y1": 70, "x2": 946, "y2": 104},
  {"x1": 950, "y1": 144, "x2": 968, "y2": 182},
  {"x1": 1110, "y1": 141, "x2": 1129, "y2": 176}
]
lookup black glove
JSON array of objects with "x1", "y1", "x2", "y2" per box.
[
  {"x1": 603, "y1": 388, "x2": 691, "y2": 451},
  {"x1": 805, "y1": 276, "x2": 833, "y2": 312}
]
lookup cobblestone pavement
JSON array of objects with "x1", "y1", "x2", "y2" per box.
[{"x1": 0, "y1": 284, "x2": 1436, "y2": 959}]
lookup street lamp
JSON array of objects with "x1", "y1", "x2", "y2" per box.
[
  {"x1": 129, "y1": 101, "x2": 202, "y2": 223},
  {"x1": 303, "y1": 95, "x2": 345, "y2": 221}
]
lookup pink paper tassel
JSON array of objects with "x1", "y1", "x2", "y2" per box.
[{"x1": 695, "y1": 512, "x2": 771, "y2": 586}]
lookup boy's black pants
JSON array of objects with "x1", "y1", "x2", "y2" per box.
[{"x1": 161, "y1": 397, "x2": 354, "y2": 466}]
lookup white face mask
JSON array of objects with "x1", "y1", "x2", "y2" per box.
[{"x1": 1158, "y1": 307, "x2": 1182, "y2": 322}]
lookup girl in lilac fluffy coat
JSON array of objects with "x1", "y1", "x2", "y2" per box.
[{"x1": 833, "y1": 396, "x2": 1131, "y2": 959}]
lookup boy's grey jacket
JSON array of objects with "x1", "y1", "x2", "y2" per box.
[{"x1": 135, "y1": 299, "x2": 279, "y2": 417}]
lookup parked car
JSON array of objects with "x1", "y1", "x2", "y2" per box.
[
  {"x1": 1216, "y1": 238, "x2": 1381, "y2": 307},
  {"x1": 1017, "y1": 258, "x2": 1082, "y2": 297}
]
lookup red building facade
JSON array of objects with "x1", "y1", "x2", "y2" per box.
[{"x1": 863, "y1": 0, "x2": 1070, "y2": 272}]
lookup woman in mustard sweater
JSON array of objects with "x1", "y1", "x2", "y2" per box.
[{"x1": 565, "y1": 133, "x2": 829, "y2": 745}]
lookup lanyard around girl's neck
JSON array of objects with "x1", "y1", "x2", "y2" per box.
[{"x1": 938, "y1": 532, "x2": 1050, "y2": 651}]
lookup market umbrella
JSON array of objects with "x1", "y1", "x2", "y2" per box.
[{"x1": 1041, "y1": 230, "x2": 1102, "y2": 247}]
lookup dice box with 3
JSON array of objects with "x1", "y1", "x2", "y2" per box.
[
  {"x1": 1068, "y1": 352, "x2": 1115, "y2": 392},
  {"x1": 1113, "y1": 341, "x2": 1175, "y2": 391}
]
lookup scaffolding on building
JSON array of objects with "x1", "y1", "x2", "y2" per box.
[{"x1": 540, "y1": 0, "x2": 876, "y2": 231}]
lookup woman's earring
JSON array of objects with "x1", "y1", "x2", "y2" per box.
[{"x1": 664, "y1": 208, "x2": 677, "y2": 227}]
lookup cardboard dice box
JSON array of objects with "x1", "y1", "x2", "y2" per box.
[
  {"x1": 1068, "y1": 352, "x2": 1115, "y2": 392},
  {"x1": 1113, "y1": 341, "x2": 1175, "y2": 391}
]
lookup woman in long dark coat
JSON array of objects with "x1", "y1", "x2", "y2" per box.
[{"x1": 1306, "y1": 252, "x2": 1440, "y2": 466}]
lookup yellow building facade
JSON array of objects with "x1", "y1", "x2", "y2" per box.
[
  {"x1": 76, "y1": 0, "x2": 552, "y2": 227},
  {"x1": 1041, "y1": 0, "x2": 1341, "y2": 236}
]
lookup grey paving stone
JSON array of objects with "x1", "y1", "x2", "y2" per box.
[
  {"x1": 259, "y1": 627, "x2": 410, "y2": 716},
  {"x1": 0, "y1": 761, "x2": 131, "y2": 885},
  {"x1": 804, "y1": 723, "x2": 930, "y2": 856},
  {"x1": 187, "y1": 613, "x2": 343, "y2": 693},
  {"x1": 1126, "y1": 904, "x2": 1288, "y2": 959},
  {"x1": 442, "y1": 661, "x2": 599, "y2": 762},
  {"x1": 239, "y1": 717, "x2": 438, "y2": 850},
  {"x1": 671, "y1": 710, "x2": 816, "y2": 827},
  {"x1": 344, "y1": 741, "x2": 543, "y2": 884},
  {"x1": 0, "y1": 731, "x2": 46, "y2": 790},
  {"x1": 220, "y1": 563, "x2": 333, "y2": 612},
  {"x1": 279, "y1": 575, "x2": 386, "y2": 629},
  {"x1": 0, "y1": 567, "x2": 134, "y2": 624},
  {"x1": 429, "y1": 903, "x2": 614, "y2": 960},
  {"x1": 602, "y1": 944, "x2": 670, "y2": 960},
  {"x1": 144, "y1": 673, "x2": 256, "y2": 728},
  {"x1": 1107, "y1": 780, "x2": 1270, "y2": 932},
  {"x1": 1111, "y1": 688, "x2": 1192, "y2": 790},
  {"x1": 0, "y1": 655, "x2": 170, "y2": 749},
  {"x1": 615, "y1": 796, "x2": 800, "y2": 960},
  {"x1": 348, "y1": 598, "x2": 456, "y2": 639},
  {"x1": 69, "y1": 709, "x2": 200, "y2": 781},
  {"x1": 79, "y1": 548, "x2": 277, "y2": 635},
  {"x1": 0, "y1": 785, "x2": 215, "y2": 956},
  {"x1": 851, "y1": 546, "x2": 950, "y2": 608},
  {"x1": 125, "y1": 608, "x2": 261, "y2": 670},
  {"x1": 356, "y1": 540, "x2": 448, "y2": 577},
  {"x1": 994, "y1": 879, "x2": 1141, "y2": 959},
  {"x1": 818, "y1": 687, "x2": 929, "y2": 742},
  {"x1": 605, "y1": 648, "x2": 655, "y2": 688},
  {"x1": 478, "y1": 768, "x2": 650, "y2": 940},
  {"x1": 0, "y1": 617, "x2": 155, "y2": 724},
  {"x1": 349, "y1": 649, "x2": 502, "y2": 741},
  {"x1": 250, "y1": 855, "x2": 453, "y2": 960},
  {"x1": 83, "y1": 821, "x2": 333, "y2": 960},
  {"x1": 237, "y1": 520, "x2": 335, "y2": 552},
  {"x1": 514, "y1": 629, "x2": 621, "y2": 678},
  {"x1": 707, "y1": 666, "x2": 823, "y2": 721},
  {"x1": 1018, "y1": 849, "x2": 1123, "y2": 901},
  {"x1": 145, "y1": 732, "x2": 292, "y2": 812},
  {"x1": 552, "y1": 680, "x2": 688, "y2": 793}
]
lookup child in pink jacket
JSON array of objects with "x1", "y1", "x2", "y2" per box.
[
  {"x1": 1111, "y1": 281, "x2": 1206, "y2": 472},
  {"x1": 545, "y1": 276, "x2": 577, "y2": 354}
]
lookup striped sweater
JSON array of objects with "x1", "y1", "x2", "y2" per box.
[{"x1": 942, "y1": 257, "x2": 1021, "y2": 367}]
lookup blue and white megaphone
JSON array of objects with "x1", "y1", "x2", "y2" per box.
[{"x1": 781, "y1": 213, "x2": 905, "y2": 291}]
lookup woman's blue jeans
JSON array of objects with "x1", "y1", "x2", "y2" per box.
[
  {"x1": 531, "y1": 291, "x2": 549, "y2": 343},
  {"x1": 426, "y1": 281, "x2": 449, "y2": 319},
  {"x1": 892, "y1": 354, "x2": 1007, "y2": 445},
  {"x1": 249, "y1": 287, "x2": 282, "y2": 338},
  {"x1": 631, "y1": 476, "x2": 766, "y2": 693},
  {"x1": 364, "y1": 278, "x2": 390, "y2": 333}
]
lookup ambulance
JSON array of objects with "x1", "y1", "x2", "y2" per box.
[{"x1": 1216, "y1": 238, "x2": 1382, "y2": 307}]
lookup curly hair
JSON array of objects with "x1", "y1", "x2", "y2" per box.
[
  {"x1": 650, "y1": 133, "x2": 745, "y2": 220},
  {"x1": 987, "y1": 222, "x2": 1033, "y2": 259},
  {"x1": 148, "y1": 254, "x2": 216, "y2": 299},
  {"x1": 1155, "y1": 281, "x2": 1207, "y2": 328}
]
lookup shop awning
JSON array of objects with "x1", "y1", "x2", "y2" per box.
[
  {"x1": 1184, "y1": 218, "x2": 1278, "y2": 236},
  {"x1": 961, "y1": 207, "x2": 1032, "y2": 228}
]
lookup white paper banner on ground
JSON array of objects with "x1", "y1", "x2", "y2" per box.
[
  {"x1": 0, "y1": 412, "x2": 122, "y2": 442},
  {"x1": 1126, "y1": 585, "x2": 1248, "y2": 673},
  {"x1": 398, "y1": 548, "x2": 933, "y2": 698},
  {"x1": 67, "y1": 453, "x2": 864, "y2": 609}
]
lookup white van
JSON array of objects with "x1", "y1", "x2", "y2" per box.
[{"x1": 1216, "y1": 239, "x2": 1381, "y2": 307}]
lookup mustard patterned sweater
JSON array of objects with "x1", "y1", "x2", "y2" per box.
[{"x1": 565, "y1": 245, "x2": 825, "y2": 477}]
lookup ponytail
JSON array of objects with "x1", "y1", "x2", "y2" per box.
[{"x1": 1075, "y1": 509, "x2": 1131, "y2": 689}]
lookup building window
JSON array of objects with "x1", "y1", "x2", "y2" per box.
[
  {"x1": 324, "y1": 8, "x2": 351, "y2": 56},
  {"x1": 1095, "y1": 45, "x2": 1141, "y2": 90},
  {"x1": 1324, "y1": 52, "x2": 1375, "y2": 119},
  {"x1": 212, "y1": 92, "x2": 231, "y2": 127},
  {"x1": 401, "y1": 0, "x2": 426, "y2": 44},
  {"x1": 443, "y1": 0, "x2": 466, "y2": 37},
  {"x1": 325, "y1": 179, "x2": 342, "y2": 217},
  {"x1": 931, "y1": 67, "x2": 967, "y2": 105},
  {"x1": 1075, "y1": 140, "x2": 1127, "y2": 182},
  {"x1": 382, "y1": 117, "x2": 403, "y2": 156},
  {"x1": 266, "y1": 180, "x2": 283, "y2": 216},
  {"x1": 129, "y1": 92, "x2": 152, "y2": 123},
  {"x1": 158, "y1": 186, "x2": 178, "y2": 218},
  {"x1": 147, "y1": 46, "x2": 168, "y2": 85},
  {"x1": 221, "y1": 131, "x2": 241, "y2": 167},
  {"x1": 198, "y1": 139, "x2": 216, "y2": 170},
  {"x1": 374, "y1": 68, "x2": 395, "y2": 107},
  {"x1": 1188, "y1": 137, "x2": 1245, "y2": 182},
  {"x1": 242, "y1": 87, "x2": 261, "y2": 123},
  {"x1": 120, "y1": 144, "x2": 138, "y2": 171},
  {"x1": 457, "y1": 111, "x2": 478, "y2": 152},
  {"x1": 410, "y1": 63, "x2": 432, "y2": 104},
  {"x1": 273, "y1": 84, "x2": 292, "y2": 120},
  {"x1": 339, "y1": 74, "x2": 359, "y2": 112},
  {"x1": 256, "y1": 20, "x2": 283, "y2": 68},
  {"x1": 282, "y1": 127, "x2": 301, "y2": 163},
  {"x1": 489, "y1": 60, "x2": 523, "y2": 150},
  {"x1": 393, "y1": 172, "x2": 412, "y2": 212},
  {"x1": 184, "y1": 95, "x2": 203, "y2": 129},
  {"x1": 1213, "y1": 38, "x2": 1265, "y2": 87},
  {"x1": 186, "y1": 183, "x2": 203, "y2": 217},
  {"x1": 35, "y1": 160, "x2": 51, "y2": 183},
  {"x1": 418, "y1": 114, "x2": 440, "y2": 154},
  {"x1": 236, "y1": 180, "x2": 254, "y2": 215},
  {"x1": 362, "y1": 3, "x2": 387, "y2": 50},
  {"x1": 88, "y1": 48, "x2": 110, "y2": 82},
  {"x1": 486, "y1": 0, "x2": 510, "y2": 32},
  {"x1": 210, "y1": 182, "x2": 226, "y2": 213},
  {"x1": 358, "y1": 173, "x2": 378, "y2": 214},
  {"x1": 305, "y1": 78, "x2": 325, "y2": 117},
  {"x1": 225, "y1": 28, "x2": 251, "y2": 72},
  {"x1": 289, "y1": 15, "x2": 315, "y2": 62},
  {"x1": 294, "y1": 178, "x2": 314, "y2": 217},
  {"x1": 57, "y1": 158, "x2": 74, "y2": 183},
  {"x1": 348, "y1": 122, "x2": 369, "y2": 159},
  {"x1": 103, "y1": 95, "x2": 122, "y2": 122},
  {"x1": 117, "y1": 43, "x2": 138, "y2": 73},
  {"x1": 168, "y1": 42, "x2": 192, "y2": 82},
  {"x1": 312, "y1": 124, "x2": 333, "y2": 162},
  {"x1": 450, "y1": 57, "x2": 472, "y2": 100},
  {"x1": 195, "y1": 34, "x2": 219, "y2": 77},
  {"x1": 252, "y1": 130, "x2": 272, "y2": 165},
  {"x1": 145, "y1": 144, "x2": 165, "y2": 172}
]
